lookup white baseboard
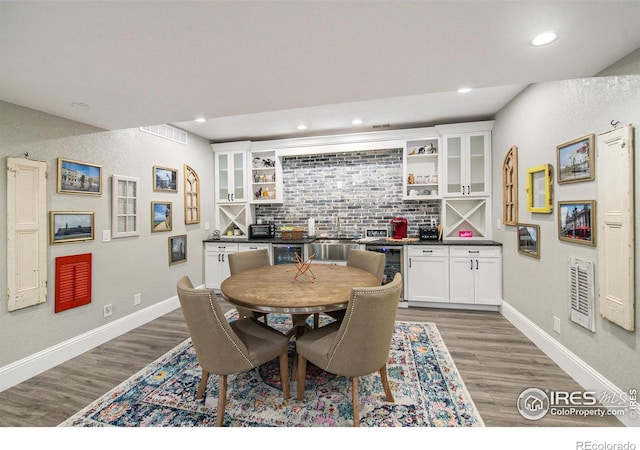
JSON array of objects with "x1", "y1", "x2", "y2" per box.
[
  {"x1": 0, "y1": 294, "x2": 181, "y2": 393},
  {"x1": 501, "y1": 300, "x2": 639, "y2": 427}
]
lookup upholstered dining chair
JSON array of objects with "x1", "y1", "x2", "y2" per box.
[
  {"x1": 320, "y1": 249, "x2": 386, "y2": 326},
  {"x1": 297, "y1": 272, "x2": 402, "y2": 427},
  {"x1": 228, "y1": 248, "x2": 271, "y2": 325},
  {"x1": 176, "y1": 275, "x2": 290, "y2": 427}
]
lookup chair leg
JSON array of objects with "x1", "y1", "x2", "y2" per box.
[
  {"x1": 297, "y1": 354, "x2": 307, "y2": 400},
  {"x1": 352, "y1": 376, "x2": 360, "y2": 427},
  {"x1": 216, "y1": 374, "x2": 227, "y2": 427},
  {"x1": 279, "y1": 352, "x2": 290, "y2": 400},
  {"x1": 197, "y1": 370, "x2": 210, "y2": 399},
  {"x1": 379, "y1": 363, "x2": 394, "y2": 402}
]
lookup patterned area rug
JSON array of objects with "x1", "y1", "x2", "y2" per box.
[{"x1": 59, "y1": 312, "x2": 483, "y2": 427}]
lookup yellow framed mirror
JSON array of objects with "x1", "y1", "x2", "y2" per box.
[{"x1": 526, "y1": 164, "x2": 553, "y2": 213}]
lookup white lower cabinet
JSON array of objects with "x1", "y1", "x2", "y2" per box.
[
  {"x1": 238, "y1": 242, "x2": 271, "y2": 260},
  {"x1": 406, "y1": 246, "x2": 450, "y2": 303},
  {"x1": 205, "y1": 242, "x2": 274, "y2": 289},
  {"x1": 204, "y1": 243, "x2": 239, "y2": 289},
  {"x1": 449, "y1": 246, "x2": 501, "y2": 306}
]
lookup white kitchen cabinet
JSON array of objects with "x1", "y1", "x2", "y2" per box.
[
  {"x1": 443, "y1": 131, "x2": 491, "y2": 197},
  {"x1": 403, "y1": 137, "x2": 441, "y2": 200},
  {"x1": 204, "y1": 243, "x2": 239, "y2": 289},
  {"x1": 238, "y1": 242, "x2": 271, "y2": 260},
  {"x1": 442, "y1": 198, "x2": 490, "y2": 240},
  {"x1": 249, "y1": 149, "x2": 283, "y2": 204},
  {"x1": 449, "y1": 246, "x2": 501, "y2": 306},
  {"x1": 214, "y1": 147, "x2": 247, "y2": 204},
  {"x1": 406, "y1": 246, "x2": 449, "y2": 304}
]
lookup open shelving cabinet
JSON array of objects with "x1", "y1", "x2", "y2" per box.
[
  {"x1": 216, "y1": 204, "x2": 251, "y2": 238},
  {"x1": 403, "y1": 137, "x2": 441, "y2": 200},
  {"x1": 442, "y1": 198, "x2": 489, "y2": 240}
]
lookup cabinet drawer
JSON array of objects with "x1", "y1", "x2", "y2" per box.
[
  {"x1": 238, "y1": 243, "x2": 270, "y2": 252},
  {"x1": 449, "y1": 246, "x2": 501, "y2": 258},
  {"x1": 407, "y1": 246, "x2": 449, "y2": 257},
  {"x1": 205, "y1": 243, "x2": 239, "y2": 252}
]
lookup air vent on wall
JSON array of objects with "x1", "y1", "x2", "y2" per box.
[
  {"x1": 568, "y1": 257, "x2": 595, "y2": 332},
  {"x1": 140, "y1": 124, "x2": 188, "y2": 145}
]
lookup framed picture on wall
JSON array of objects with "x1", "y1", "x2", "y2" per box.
[
  {"x1": 168, "y1": 234, "x2": 187, "y2": 265},
  {"x1": 151, "y1": 202, "x2": 172, "y2": 232},
  {"x1": 557, "y1": 134, "x2": 595, "y2": 184},
  {"x1": 558, "y1": 200, "x2": 596, "y2": 246},
  {"x1": 50, "y1": 211, "x2": 95, "y2": 244},
  {"x1": 57, "y1": 158, "x2": 102, "y2": 195},
  {"x1": 153, "y1": 166, "x2": 178, "y2": 192},
  {"x1": 517, "y1": 223, "x2": 540, "y2": 258}
]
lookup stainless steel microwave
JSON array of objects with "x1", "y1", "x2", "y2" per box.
[{"x1": 249, "y1": 223, "x2": 276, "y2": 239}]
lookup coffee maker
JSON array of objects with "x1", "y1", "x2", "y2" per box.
[{"x1": 390, "y1": 217, "x2": 408, "y2": 239}]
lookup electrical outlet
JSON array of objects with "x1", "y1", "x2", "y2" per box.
[
  {"x1": 205, "y1": 221, "x2": 210, "y2": 231},
  {"x1": 103, "y1": 304, "x2": 113, "y2": 317},
  {"x1": 134, "y1": 293, "x2": 141, "y2": 306},
  {"x1": 553, "y1": 316, "x2": 561, "y2": 334}
]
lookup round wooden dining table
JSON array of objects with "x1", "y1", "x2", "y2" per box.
[{"x1": 220, "y1": 263, "x2": 379, "y2": 336}]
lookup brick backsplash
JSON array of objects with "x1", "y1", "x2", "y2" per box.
[{"x1": 255, "y1": 149, "x2": 440, "y2": 238}]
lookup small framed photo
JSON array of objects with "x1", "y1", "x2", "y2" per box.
[
  {"x1": 50, "y1": 211, "x2": 95, "y2": 244},
  {"x1": 153, "y1": 166, "x2": 178, "y2": 192},
  {"x1": 517, "y1": 223, "x2": 540, "y2": 258},
  {"x1": 151, "y1": 202, "x2": 172, "y2": 232},
  {"x1": 169, "y1": 234, "x2": 187, "y2": 265},
  {"x1": 558, "y1": 201, "x2": 596, "y2": 246},
  {"x1": 57, "y1": 158, "x2": 102, "y2": 195},
  {"x1": 557, "y1": 134, "x2": 595, "y2": 184}
]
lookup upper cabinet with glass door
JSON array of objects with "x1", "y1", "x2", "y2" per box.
[
  {"x1": 213, "y1": 142, "x2": 248, "y2": 204},
  {"x1": 438, "y1": 121, "x2": 493, "y2": 198}
]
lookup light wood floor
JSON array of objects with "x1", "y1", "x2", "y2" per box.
[{"x1": 0, "y1": 302, "x2": 622, "y2": 427}]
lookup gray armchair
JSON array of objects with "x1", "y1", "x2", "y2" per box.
[
  {"x1": 228, "y1": 249, "x2": 271, "y2": 324},
  {"x1": 296, "y1": 272, "x2": 402, "y2": 427},
  {"x1": 177, "y1": 276, "x2": 290, "y2": 426},
  {"x1": 322, "y1": 249, "x2": 386, "y2": 324}
]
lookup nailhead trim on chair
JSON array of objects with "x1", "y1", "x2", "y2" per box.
[
  {"x1": 326, "y1": 284, "x2": 394, "y2": 370},
  {"x1": 204, "y1": 291, "x2": 254, "y2": 369}
]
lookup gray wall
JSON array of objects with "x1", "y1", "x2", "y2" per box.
[
  {"x1": 491, "y1": 74, "x2": 640, "y2": 392},
  {"x1": 0, "y1": 101, "x2": 214, "y2": 366},
  {"x1": 256, "y1": 149, "x2": 441, "y2": 237}
]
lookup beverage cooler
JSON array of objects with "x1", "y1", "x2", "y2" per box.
[
  {"x1": 272, "y1": 243, "x2": 307, "y2": 265},
  {"x1": 365, "y1": 244, "x2": 406, "y2": 304}
]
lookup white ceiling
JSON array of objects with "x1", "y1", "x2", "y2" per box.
[{"x1": 2, "y1": 1, "x2": 639, "y2": 143}]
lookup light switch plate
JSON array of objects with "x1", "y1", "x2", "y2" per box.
[{"x1": 102, "y1": 230, "x2": 111, "y2": 242}]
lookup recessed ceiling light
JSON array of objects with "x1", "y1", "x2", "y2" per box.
[
  {"x1": 352, "y1": 119, "x2": 363, "y2": 125},
  {"x1": 297, "y1": 124, "x2": 308, "y2": 130},
  {"x1": 530, "y1": 31, "x2": 557, "y2": 47},
  {"x1": 71, "y1": 102, "x2": 91, "y2": 110},
  {"x1": 194, "y1": 117, "x2": 207, "y2": 123},
  {"x1": 457, "y1": 87, "x2": 473, "y2": 94}
]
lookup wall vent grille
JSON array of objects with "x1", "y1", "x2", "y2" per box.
[
  {"x1": 140, "y1": 124, "x2": 187, "y2": 145},
  {"x1": 568, "y1": 257, "x2": 595, "y2": 332}
]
